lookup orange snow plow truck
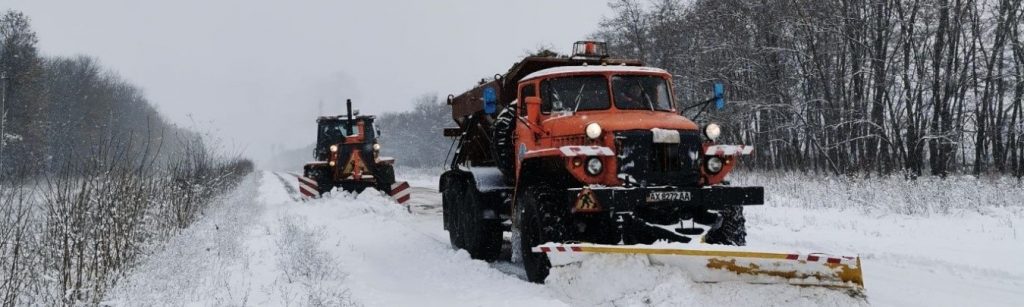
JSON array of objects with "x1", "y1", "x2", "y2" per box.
[{"x1": 440, "y1": 41, "x2": 863, "y2": 292}]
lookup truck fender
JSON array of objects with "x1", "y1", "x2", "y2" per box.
[{"x1": 440, "y1": 167, "x2": 511, "y2": 193}]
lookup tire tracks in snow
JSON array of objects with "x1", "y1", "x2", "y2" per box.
[{"x1": 272, "y1": 172, "x2": 302, "y2": 201}]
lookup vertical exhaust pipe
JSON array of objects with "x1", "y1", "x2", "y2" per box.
[{"x1": 346, "y1": 99, "x2": 354, "y2": 135}]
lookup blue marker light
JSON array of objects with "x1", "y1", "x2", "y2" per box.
[
  {"x1": 483, "y1": 87, "x2": 497, "y2": 114},
  {"x1": 713, "y1": 83, "x2": 725, "y2": 110}
]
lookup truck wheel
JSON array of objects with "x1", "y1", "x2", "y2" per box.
[
  {"x1": 704, "y1": 206, "x2": 747, "y2": 246},
  {"x1": 517, "y1": 185, "x2": 570, "y2": 283},
  {"x1": 491, "y1": 104, "x2": 517, "y2": 182},
  {"x1": 459, "y1": 183, "x2": 502, "y2": 261},
  {"x1": 442, "y1": 177, "x2": 465, "y2": 249},
  {"x1": 375, "y1": 164, "x2": 396, "y2": 193}
]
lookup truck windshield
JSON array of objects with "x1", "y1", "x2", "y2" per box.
[
  {"x1": 540, "y1": 75, "x2": 610, "y2": 113},
  {"x1": 612, "y1": 75, "x2": 673, "y2": 111}
]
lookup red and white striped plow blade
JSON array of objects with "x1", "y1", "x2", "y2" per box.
[
  {"x1": 533, "y1": 243, "x2": 864, "y2": 291},
  {"x1": 297, "y1": 176, "x2": 319, "y2": 199},
  {"x1": 388, "y1": 181, "x2": 411, "y2": 205}
]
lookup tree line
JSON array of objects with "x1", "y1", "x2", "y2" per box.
[
  {"x1": 1, "y1": 10, "x2": 200, "y2": 178},
  {"x1": 0, "y1": 10, "x2": 255, "y2": 305},
  {"x1": 376, "y1": 94, "x2": 454, "y2": 169},
  {"x1": 595, "y1": 0, "x2": 1024, "y2": 177}
]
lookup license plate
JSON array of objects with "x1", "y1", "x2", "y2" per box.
[{"x1": 646, "y1": 191, "x2": 691, "y2": 202}]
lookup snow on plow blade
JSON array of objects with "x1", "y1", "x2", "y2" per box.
[{"x1": 533, "y1": 243, "x2": 864, "y2": 291}]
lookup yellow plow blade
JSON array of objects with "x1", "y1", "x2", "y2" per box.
[{"x1": 534, "y1": 243, "x2": 864, "y2": 291}]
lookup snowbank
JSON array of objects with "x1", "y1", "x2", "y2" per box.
[
  {"x1": 105, "y1": 173, "x2": 357, "y2": 306},
  {"x1": 283, "y1": 176, "x2": 565, "y2": 307}
]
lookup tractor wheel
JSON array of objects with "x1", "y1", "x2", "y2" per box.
[
  {"x1": 704, "y1": 206, "x2": 747, "y2": 246},
  {"x1": 442, "y1": 177, "x2": 465, "y2": 249},
  {"x1": 458, "y1": 183, "x2": 502, "y2": 261},
  {"x1": 375, "y1": 164, "x2": 396, "y2": 193},
  {"x1": 517, "y1": 185, "x2": 571, "y2": 283},
  {"x1": 491, "y1": 104, "x2": 517, "y2": 183}
]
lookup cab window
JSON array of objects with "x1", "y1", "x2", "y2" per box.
[
  {"x1": 321, "y1": 121, "x2": 359, "y2": 138},
  {"x1": 540, "y1": 75, "x2": 610, "y2": 113},
  {"x1": 612, "y1": 75, "x2": 673, "y2": 111}
]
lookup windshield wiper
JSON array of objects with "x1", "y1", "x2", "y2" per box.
[
  {"x1": 572, "y1": 83, "x2": 586, "y2": 113},
  {"x1": 634, "y1": 80, "x2": 655, "y2": 111}
]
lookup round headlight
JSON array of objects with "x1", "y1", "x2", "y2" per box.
[
  {"x1": 330, "y1": 145, "x2": 339, "y2": 152},
  {"x1": 585, "y1": 123, "x2": 602, "y2": 140},
  {"x1": 372, "y1": 143, "x2": 381, "y2": 151},
  {"x1": 329, "y1": 161, "x2": 336, "y2": 167},
  {"x1": 585, "y1": 157, "x2": 603, "y2": 176},
  {"x1": 705, "y1": 157, "x2": 723, "y2": 174},
  {"x1": 704, "y1": 123, "x2": 721, "y2": 141}
]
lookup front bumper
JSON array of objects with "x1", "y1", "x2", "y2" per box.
[
  {"x1": 566, "y1": 185, "x2": 764, "y2": 212},
  {"x1": 335, "y1": 176, "x2": 377, "y2": 186}
]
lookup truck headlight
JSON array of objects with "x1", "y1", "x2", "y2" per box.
[
  {"x1": 705, "y1": 156, "x2": 723, "y2": 174},
  {"x1": 373, "y1": 143, "x2": 381, "y2": 151},
  {"x1": 704, "y1": 123, "x2": 721, "y2": 141},
  {"x1": 585, "y1": 123, "x2": 602, "y2": 140},
  {"x1": 585, "y1": 157, "x2": 603, "y2": 176},
  {"x1": 330, "y1": 145, "x2": 339, "y2": 152}
]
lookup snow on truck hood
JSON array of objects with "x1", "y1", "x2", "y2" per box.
[{"x1": 521, "y1": 65, "x2": 669, "y2": 81}]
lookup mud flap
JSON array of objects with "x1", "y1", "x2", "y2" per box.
[
  {"x1": 533, "y1": 243, "x2": 864, "y2": 292},
  {"x1": 298, "y1": 176, "x2": 319, "y2": 199}
]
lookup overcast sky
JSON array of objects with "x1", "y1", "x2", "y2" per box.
[{"x1": 7, "y1": 0, "x2": 611, "y2": 163}]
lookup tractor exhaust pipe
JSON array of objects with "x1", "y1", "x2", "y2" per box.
[{"x1": 346, "y1": 99, "x2": 354, "y2": 135}]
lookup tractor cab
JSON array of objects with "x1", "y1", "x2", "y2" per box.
[{"x1": 314, "y1": 115, "x2": 379, "y2": 161}]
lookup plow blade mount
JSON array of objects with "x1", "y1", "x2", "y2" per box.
[{"x1": 534, "y1": 243, "x2": 864, "y2": 292}]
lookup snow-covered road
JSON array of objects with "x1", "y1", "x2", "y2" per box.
[{"x1": 106, "y1": 171, "x2": 1024, "y2": 306}]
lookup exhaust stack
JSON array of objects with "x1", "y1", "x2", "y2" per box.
[{"x1": 346, "y1": 99, "x2": 354, "y2": 135}]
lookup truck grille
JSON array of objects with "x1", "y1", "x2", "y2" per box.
[{"x1": 615, "y1": 130, "x2": 701, "y2": 187}]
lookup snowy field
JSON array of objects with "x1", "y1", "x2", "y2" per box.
[{"x1": 106, "y1": 170, "x2": 1024, "y2": 306}]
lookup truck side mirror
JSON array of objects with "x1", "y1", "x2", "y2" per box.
[{"x1": 525, "y1": 96, "x2": 542, "y2": 125}]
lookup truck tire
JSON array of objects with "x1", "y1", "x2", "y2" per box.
[
  {"x1": 704, "y1": 206, "x2": 747, "y2": 246},
  {"x1": 442, "y1": 178, "x2": 465, "y2": 249},
  {"x1": 517, "y1": 185, "x2": 571, "y2": 283},
  {"x1": 459, "y1": 183, "x2": 502, "y2": 261},
  {"x1": 491, "y1": 105, "x2": 516, "y2": 182},
  {"x1": 374, "y1": 164, "x2": 396, "y2": 193}
]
